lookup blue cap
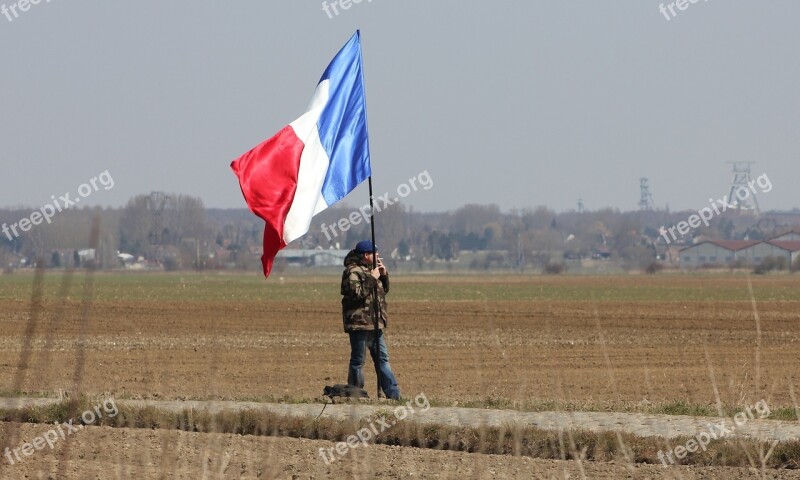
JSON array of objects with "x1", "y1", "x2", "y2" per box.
[{"x1": 355, "y1": 240, "x2": 377, "y2": 253}]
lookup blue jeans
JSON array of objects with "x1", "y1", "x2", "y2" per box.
[{"x1": 347, "y1": 330, "x2": 401, "y2": 399}]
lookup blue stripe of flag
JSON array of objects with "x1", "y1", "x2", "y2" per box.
[{"x1": 317, "y1": 30, "x2": 372, "y2": 206}]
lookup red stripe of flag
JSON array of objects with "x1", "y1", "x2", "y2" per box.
[{"x1": 231, "y1": 125, "x2": 305, "y2": 276}]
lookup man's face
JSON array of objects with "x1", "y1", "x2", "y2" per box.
[{"x1": 363, "y1": 252, "x2": 375, "y2": 263}]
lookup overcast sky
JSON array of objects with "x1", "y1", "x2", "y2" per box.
[{"x1": 1, "y1": 1, "x2": 798, "y2": 213}]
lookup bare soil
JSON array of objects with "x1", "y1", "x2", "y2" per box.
[
  {"x1": 1, "y1": 273, "x2": 798, "y2": 477},
  {"x1": 1, "y1": 423, "x2": 798, "y2": 479},
  {"x1": 1, "y1": 276, "x2": 798, "y2": 409}
]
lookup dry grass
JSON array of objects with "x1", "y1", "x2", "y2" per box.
[
  {"x1": 2, "y1": 272, "x2": 800, "y2": 476},
  {"x1": 1, "y1": 399, "x2": 799, "y2": 470}
]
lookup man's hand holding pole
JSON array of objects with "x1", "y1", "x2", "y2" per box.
[{"x1": 377, "y1": 256, "x2": 387, "y2": 276}]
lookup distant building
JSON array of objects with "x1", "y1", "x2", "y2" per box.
[
  {"x1": 739, "y1": 241, "x2": 800, "y2": 266},
  {"x1": 679, "y1": 230, "x2": 800, "y2": 268},
  {"x1": 78, "y1": 249, "x2": 96, "y2": 262},
  {"x1": 276, "y1": 249, "x2": 349, "y2": 267},
  {"x1": 772, "y1": 230, "x2": 800, "y2": 242},
  {"x1": 591, "y1": 245, "x2": 611, "y2": 260},
  {"x1": 679, "y1": 240, "x2": 757, "y2": 268}
]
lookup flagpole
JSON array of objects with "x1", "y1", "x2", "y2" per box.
[
  {"x1": 358, "y1": 30, "x2": 383, "y2": 400},
  {"x1": 367, "y1": 176, "x2": 383, "y2": 399}
]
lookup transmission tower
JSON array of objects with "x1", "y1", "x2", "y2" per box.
[
  {"x1": 638, "y1": 178, "x2": 656, "y2": 211},
  {"x1": 577, "y1": 198, "x2": 584, "y2": 213},
  {"x1": 726, "y1": 162, "x2": 760, "y2": 215},
  {"x1": 148, "y1": 191, "x2": 170, "y2": 245}
]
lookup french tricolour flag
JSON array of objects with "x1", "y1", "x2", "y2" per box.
[{"x1": 231, "y1": 31, "x2": 372, "y2": 277}]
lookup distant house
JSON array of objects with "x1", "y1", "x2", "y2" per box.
[
  {"x1": 679, "y1": 240, "x2": 758, "y2": 268},
  {"x1": 276, "y1": 249, "x2": 349, "y2": 267},
  {"x1": 78, "y1": 249, "x2": 96, "y2": 262},
  {"x1": 771, "y1": 230, "x2": 800, "y2": 242},
  {"x1": 591, "y1": 245, "x2": 611, "y2": 260},
  {"x1": 739, "y1": 240, "x2": 800, "y2": 266}
]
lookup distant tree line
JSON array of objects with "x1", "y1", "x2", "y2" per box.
[{"x1": 0, "y1": 194, "x2": 798, "y2": 272}]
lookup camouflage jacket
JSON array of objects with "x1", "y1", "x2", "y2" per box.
[{"x1": 341, "y1": 250, "x2": 389, "y2": 332}]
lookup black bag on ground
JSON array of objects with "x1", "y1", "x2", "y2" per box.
[{"x1": 323, "y1": 384, "x2": 369, "y2": 399}]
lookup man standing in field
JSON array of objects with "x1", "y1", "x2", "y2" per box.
[{"x1": 341, "y1": 240, "x2": 401, "y2": 400}]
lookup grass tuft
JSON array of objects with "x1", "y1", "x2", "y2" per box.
[{"x1": 1, "y1": 398, "x2": 798, "y2": 469}]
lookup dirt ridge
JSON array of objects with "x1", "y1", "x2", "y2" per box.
[{"x1": 3, "y1": 397, "x2": 798, "y2": 443}]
